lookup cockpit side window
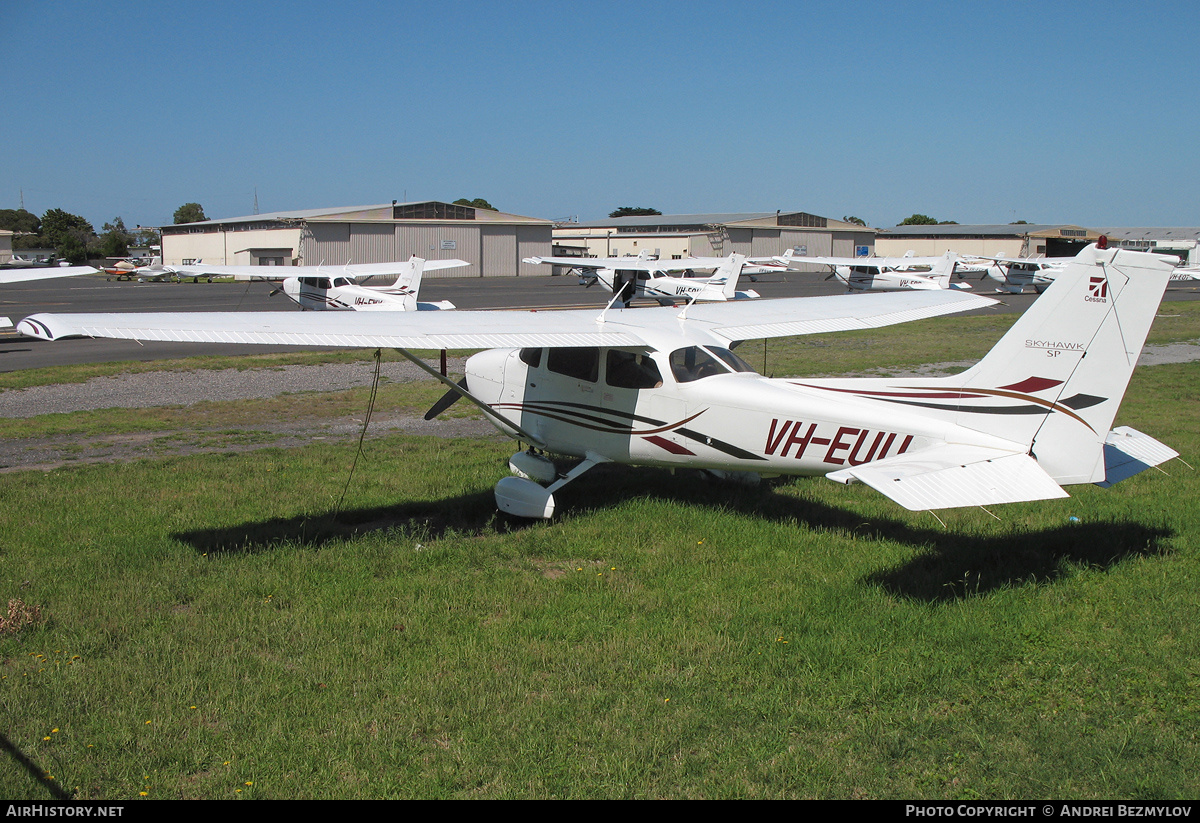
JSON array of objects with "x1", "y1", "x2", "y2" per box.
[
  {"x1": 546, "y1": 347, "x2": 599, "y2": 382},
  {"x1": 606, "y1": 350, "x2": 663, "y2": 389},
  {"x1": 519, "y1": 347, "x2": 542, "y2": 368},
  {"x1": 669, "y1": 346, "x2": 727, "y2": 383}
]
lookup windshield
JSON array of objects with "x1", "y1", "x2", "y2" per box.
[{"x1": 669, "y1": 346, "x2": 756, "y2": 383}]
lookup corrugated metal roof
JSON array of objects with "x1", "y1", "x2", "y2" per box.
[
  {"x1": 878, "y1": 224, "x2": 1078, "y2": 236},
  {"x1": 171, "y1": 201, "x2": 551, "y2": 228},
  {"x1": 575, "y1": 212, "x2": 780, "y2": 228},
  {"x1": 1092, "y1": 227, "x2": 1200, "y2": 241},
  {"x1": 570, "y1": 211, "x2": 867, "y2": 231}
]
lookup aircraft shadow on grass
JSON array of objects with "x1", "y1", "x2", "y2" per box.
[{"x1": 172, "y1": 463, "x2": 1173, "y2": 603}]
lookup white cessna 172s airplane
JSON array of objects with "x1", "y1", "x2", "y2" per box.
[
  {"x1": 776, "y1": 249, "x2": 970, "y2": 291},
  {"x1": 0, "y1": 264, "x2": 99, "y2": 328},
  {"x1": 17, "y1": 242, "x2": 1178, "y2": 519},
  {"x1": 166, "y1": 256, "x2": 469, "y2": 311},
  {"x1": 961, "y1": 255, "x2": 1069, "y2": 294},
  {"x1": 523, "y1": 252, "x2": 765, "y2": 306}
]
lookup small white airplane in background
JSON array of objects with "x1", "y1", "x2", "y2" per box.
[
  {"x1": 165, "y1": 256, "x2": 469, "y2": 311},
  {"x1": 960, "y1": 255, "x2": 1068, "y2": 294},
  {"x1": 524, "y1": 252, "x2": 764, "y2": 306},
  {"x1": 16, "y1": 241, "x2": 1178, "y2": 520},
  {"x1": 103, "y1": 258, "x2": 182, "y2": 282},
  {"x1": 0, "y1": 264, "x2": 99, "y2": 328},
  {"x1": 0, "y1": 253, "x2": 53, "y2": 269},
  {"x1": 778, "y1": 249, "x2": 970, "y2": 291}
]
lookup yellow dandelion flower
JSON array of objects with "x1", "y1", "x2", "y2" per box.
[
  {"x1": 139, "y1": 792, "x2": 147, "y2": 797},
  {"x1": 245, "y1": 781, "x2": 253, "y2": 786},
  {"x1": 51, "y1": 728, "x2": 58, "y2": 733},
  {"x1": 43, "y1": 736, "x2": 51, "y2": 741},
  {"x1": 145, "y1": 720, "x2": 151, "y2": 725}
]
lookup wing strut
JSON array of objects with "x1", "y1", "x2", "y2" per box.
[{"x1": 392, "y1": 348, "x2": 545, "y2": 446}]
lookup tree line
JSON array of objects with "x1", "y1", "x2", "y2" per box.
[{"x1": 0, "y1": 203, "x2": 208, "y2": 264}]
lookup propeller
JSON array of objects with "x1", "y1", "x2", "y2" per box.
[{"x1": 424, "y1": 377, "x2": 469, "y2": 420}]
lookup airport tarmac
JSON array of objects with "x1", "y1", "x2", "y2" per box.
[{"x1": 1, "y1": 271, "x2": 1197, "y2": 373}]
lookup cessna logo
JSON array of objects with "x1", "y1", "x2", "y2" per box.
[{"x1": 1086, "y1": 276, "x2": 1108, "y2": 303}]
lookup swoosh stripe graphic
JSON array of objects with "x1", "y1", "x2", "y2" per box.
[
  {"x1": 795, "y1": 379, "x2": 1103, "y2": 434},
  {"x1": 492, "y1": 401, "x2": 765, "y2": 461}
]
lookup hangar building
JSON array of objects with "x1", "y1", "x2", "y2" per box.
[
  {"x1": 553, "y1": 211, "x2": 874, "y2": 270},
  {"x1": 1092, "y1": 227, "x2": 1200, "y2": 265},
  {"x1": 874, "y1": 224, "x2": 1100, "y2": 259},
  {"x1": 160, "y1": 201, "x2": 554, "y2": 277}
]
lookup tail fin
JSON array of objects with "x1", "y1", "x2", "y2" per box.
[
  {"x1": 397, "y1": 256, "x2": 426, "y2": 310},
  {"x1": 916, "y1": 245, "x2": 1171, "y2": 483},
  {"x1": 707, "y1": 253, "x2": 746, "y2": 299},
  {"x1": 927, "y1": 251, "x2": 958, "y2": 288}
]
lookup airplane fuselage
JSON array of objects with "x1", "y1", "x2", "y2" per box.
[
  {"x1": 835, "y1": 265, "x2": 943, "y2": 291},
  {"x1": 597, "y1": 268, "x2": 732, "y2": 304},
  {"x1": 464, "y1": 345, "x2": 1021, "y2": 479},
  {"x1": 280, "y1": 276, "x2": 452, "y2": 311}
]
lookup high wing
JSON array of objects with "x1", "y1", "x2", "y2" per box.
[
  {"x1": 785, "y1": 255, "x2": 948, "y2": 270},
  {"x1": 0, "y1": 265, "x2": 99, "y2": 284},
  {"x1": 525, "y1": 254, "x2": 781, "y2": 273},
  {"x1": 19, "y1": 290, "x2": 996, "y2": 351},
  {"x1": 168, "y1": 258, "x2": 470, "y2": 281}
]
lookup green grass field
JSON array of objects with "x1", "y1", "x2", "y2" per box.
[{"x1": 1, "y1": 305, "x2": 1197, "y2": 799}]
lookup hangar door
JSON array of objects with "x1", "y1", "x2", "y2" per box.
[{"x1": 481, "y1": 226, "x2": 517, "y2": 277}]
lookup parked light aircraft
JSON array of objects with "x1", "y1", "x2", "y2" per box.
[
  {"x1": 0, "y1": 265, "x2": 99, "y2": 328},
  {"x1": 777, "y1": 249, "x2": 970, "y2": 291},
  {"x1": 102, "y1": 258, "x2": 181, "y2": 282},
  {"x1": 1, "y1": 253, "x2": 52, "y2": 269},
  {"x1": 16, "y1": 242, "x2": 1178, "y2": 519},
  {"x1": 961, "y1": 255, "x2": 1068, "y2": 294},
  {"x1": 523, "y1": 252, "x2": 764, "y2": 306},
  {"x1": 164, "y1": 256, "x2": 469, "y2": 311}
]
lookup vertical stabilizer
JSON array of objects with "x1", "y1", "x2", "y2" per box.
[
  {"x1": 709, "y1": 253, "x2": 746, "y2": 299},
  {"x1": 950, "y1": 245, "x2": 1171, "y2": 482},
  {"x1": 397, "y1": 256, "x2": 426, "y2": 311},
  {"x1": 928, "y1": 252, "x2": 958, "y2": 289}
]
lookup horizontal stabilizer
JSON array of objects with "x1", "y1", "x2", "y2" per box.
[
  {"x1": 1095, "y1": 426, "x2": 1179, "y2": 488},
  {"x1": 825, "y1": 445, "x2": 1068, "y2": 511}
]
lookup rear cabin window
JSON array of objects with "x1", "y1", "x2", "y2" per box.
[
  {"x1": 547, "y1": 347, "x2": 599, "y2": 382},
  {"x1": 606, "y1": 351, "x2": 663, "y2": 389}
]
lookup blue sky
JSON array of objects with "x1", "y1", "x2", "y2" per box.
[{"x1": 3, "y1": 0, "x2": 1197, "y2": 231}]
